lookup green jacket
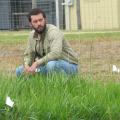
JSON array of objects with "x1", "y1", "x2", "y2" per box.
[{"x1": 24, "y1": 24, "x2": 78, "y2": 66}]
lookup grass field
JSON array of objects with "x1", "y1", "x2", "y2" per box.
[
  {"x1": 0, "y1": 31, "x2": 120, "y2": 119},
  {"x1": 1, "y1": 73, "x2": 120, "y2": 119},
  {"x1": 0, "y1": 31, "x2": 120, "y2": 44}
]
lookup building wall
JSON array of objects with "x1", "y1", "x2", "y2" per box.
[
  {"x1": 11, "y1": 0, "x2": 32, "y2": 30},
  {"x1": 65, "y1": 0, "x2": 78, "y2": 30},
  {"x1": 0, "y1": 0, "x2": 64, "y2": 30},
  {"x1": 0, "y1": 1, "x2": 11, "y2": 29},
  {"x1": 80, "y1": 0, "x2": 119, "y2": 30},
  {"x1": 69, "y1": 0, "x2": 78, "y2": 30},
  {"x1": 0, "y1": 0, "x2": 119, "y2": 30},
  {"x1": 118, "y1": 0, "x2": 120, "y2": 28},
  {"x1": 65, "y1": 0, "x2": 120, "y2": 30}
]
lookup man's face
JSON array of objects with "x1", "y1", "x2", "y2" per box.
[{"x1": 30, "y1": 13, "x2": 46, "y2": 34}]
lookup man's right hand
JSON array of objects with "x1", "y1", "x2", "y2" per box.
[
  {"x1": 24, "y1": 65, "x2": 36, "y2": 75},
  {"x1": 24, "y1": 65, "x2": 31, "y2": 73}
]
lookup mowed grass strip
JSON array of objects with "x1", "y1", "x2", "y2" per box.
[
  {"x1": 0, "y1": 31, "x2": 120, "y2": 44},
  {"x1": 65, "y1": 32, "x2": 120, "y2": 41},
  {"x1": 0, "y1": 35, "x2": 28, "y2": 44}
]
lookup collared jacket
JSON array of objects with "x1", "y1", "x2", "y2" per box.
[{"x1": 24, "y1": 24, "x2": 78, "y2": 66}]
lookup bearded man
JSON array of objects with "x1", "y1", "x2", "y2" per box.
[{"x1": 16, "y1": 8, "x2": 78, "y2": 76}]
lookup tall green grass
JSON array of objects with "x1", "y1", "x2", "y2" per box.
[{"x1": 0, "y1": 74, "x2": 120, "y2": 119}]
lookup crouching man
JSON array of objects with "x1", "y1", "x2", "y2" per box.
[{"x1": 16, "y1": 8, "x2": 78, "y2": 77}]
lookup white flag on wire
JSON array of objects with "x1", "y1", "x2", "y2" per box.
[{"x1": 5, "y1": 96, "x2": 14, "y2": 107}]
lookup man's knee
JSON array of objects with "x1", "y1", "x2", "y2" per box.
[
  {"x1": 16, "y1": 65, "x2": 24, "y2": 77},
  {"x1": 46, "y1": 61, "x2": 57, "y2": 71}
]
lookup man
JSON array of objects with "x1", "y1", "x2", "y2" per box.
[{"x1": 16, "y1": 8, "x2": 78, "y2": 76}]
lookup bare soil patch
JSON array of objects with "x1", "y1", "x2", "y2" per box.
[{"x1": 0, "y1": 39, "x2": 120, "y2": 80}]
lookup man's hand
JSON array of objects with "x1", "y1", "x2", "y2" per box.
[
  {"x1": 29, "y1": 62, "x2": 38, "y2": 73},
  {"x1": 24, "y1": 65, "x2": 31, "y2": 73}
]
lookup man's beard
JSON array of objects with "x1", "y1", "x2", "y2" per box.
[{"x1": 33, "y1": 24, "x2": 46, "y2": 34}]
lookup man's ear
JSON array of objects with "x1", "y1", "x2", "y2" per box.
[
  {"x1": 29, "y1": 22, "x2": 32, "y2": 27},
  {"x1": 45, "y1": 18, "x2": 47, "y2": 24}
]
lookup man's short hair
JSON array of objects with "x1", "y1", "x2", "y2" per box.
[{"x1": 27, "y1": 8, "x2": 46, "y2": 22}]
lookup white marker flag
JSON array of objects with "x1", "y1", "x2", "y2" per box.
[
  {"x1": 5, "y1": 96, "x2": 14, "y2": 107},
  {"x1": 112, "y1": 65, "x2": 118, "y2": 72}
]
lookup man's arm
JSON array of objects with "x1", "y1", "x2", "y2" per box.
[
  {"x1": 36, "y1": 29, "x2": 63, "y2": 66},
  {"x1": 29, "y1": 28, "x2": 64, "y2": 72},
  {"x1": 24, "y1": 32, "x2": 36, "y2": 73}
]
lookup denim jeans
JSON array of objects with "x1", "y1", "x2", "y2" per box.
[{"x1": 16, "y1": 60, "x2": 78, "y2": 77}]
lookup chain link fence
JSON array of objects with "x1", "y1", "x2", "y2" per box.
[{"x1": 1, "y1": 0, "x2": 120, "y2": 31}]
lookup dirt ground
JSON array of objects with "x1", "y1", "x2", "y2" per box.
[{"x1": 0, "y1": 39, "x2": 120, "y2": 81}]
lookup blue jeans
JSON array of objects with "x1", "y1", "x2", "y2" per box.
[{"x1": 16, "y1": 60, "x2": 78, "y2": 77}]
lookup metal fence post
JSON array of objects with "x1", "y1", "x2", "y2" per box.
[{"x1": 55, "y1": 0, "x2": 60, "y2": 29}]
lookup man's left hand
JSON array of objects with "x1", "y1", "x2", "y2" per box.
[{"x1": 29, "y1": 62, "x2": 38, "y2": 73}]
